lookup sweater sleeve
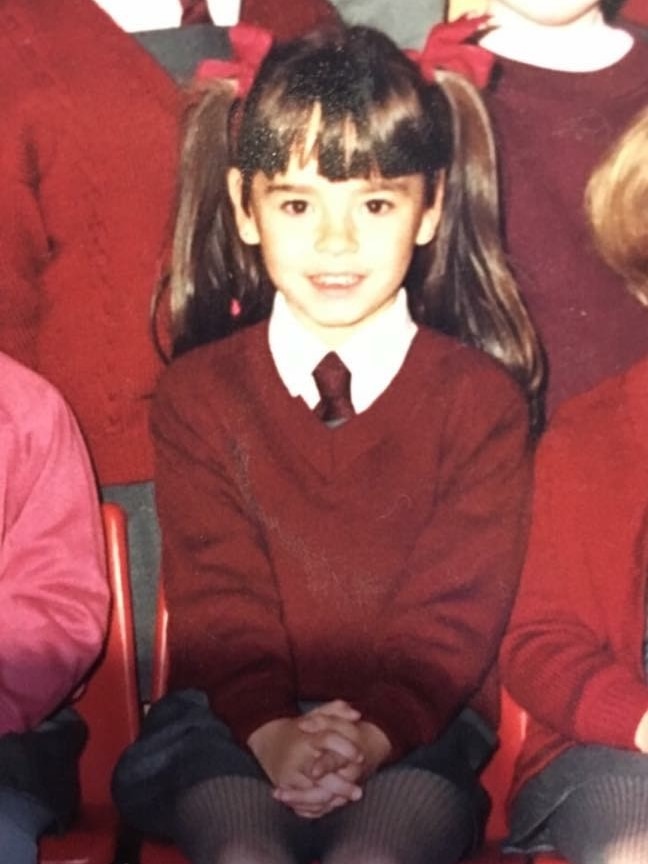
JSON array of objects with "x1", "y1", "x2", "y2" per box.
[
  {"x1": 501, "y1": 429, "x2": 648, "y2": 751},
  {"x1": 0, "y1": 379, "x2": 109, "y2": 734},
  {"x1": 0, "y1": 93, "x2": 52, "y2": 367},
  {"x1": 152, "y1": 374, "x2": 299, "y2": 746},
  {"x1": 358, "y1": 365, "x2": 532, "y2": 759}
]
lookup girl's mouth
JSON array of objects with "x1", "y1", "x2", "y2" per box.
[{"x1": 309, "y1": 274, "x2": 364, "y2": 290}]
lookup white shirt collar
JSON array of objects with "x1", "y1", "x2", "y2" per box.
[{"x1": 268, "y1": 290, "x2": 417, "y2": 413}]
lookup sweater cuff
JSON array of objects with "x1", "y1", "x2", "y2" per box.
[
  {"x1": 206, "y1": 682, "x2": 299, "y2": 749},
  {"x1": 357, "y1": 684, "x2": 440, "y2": 762},
  {"x1": 575, "y1": 675, "x2": 648, "y2": 749}
]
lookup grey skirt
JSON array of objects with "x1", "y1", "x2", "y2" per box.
[
  {"x1": 506, "y1": 744, "x2": 648, "y2": 854},
  {"x1": 0, "y1": 706, "x2": 87, "y2": 833},
  {"x1": 112, "y1": 689, "x2": 496, "y2": 843}
]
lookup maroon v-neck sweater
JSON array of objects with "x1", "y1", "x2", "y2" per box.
[
  {"x1": 487, "y1": 38, "x2": 648, "y2": 416},
  {"x1": 152, "y1": 322, "x2": 532, "y2": 758}
]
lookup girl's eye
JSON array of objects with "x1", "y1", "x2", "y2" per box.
[
  {"x1": 281, "y1": 200, "x2": 309, "y2": 215},
  {"x1": 365, "y1": 198, "x2": 394, "y2": 215}
]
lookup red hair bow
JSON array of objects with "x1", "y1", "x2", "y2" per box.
[
  {"x1": 406, "y1": 14, "x2": 494, "y2": 89},
  {"x1": 196, "y1": 22, "x2": 273, "y2": 97}
]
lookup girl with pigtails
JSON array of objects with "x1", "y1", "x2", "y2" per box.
[{"x1": 114, "y1": 20, "x2": 541, "y2": 864}]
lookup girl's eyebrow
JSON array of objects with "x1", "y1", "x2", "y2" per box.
[
  {"x1": 264, "y1": 183, "x2": 313, "y2": 195},
  {"x1": 264, "y1": 178, "x2": 412, "y2": 195}
]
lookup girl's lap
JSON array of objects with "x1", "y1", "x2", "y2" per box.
[{"x1": 113, "y1": 689, "x2": 493, "y2": 852}]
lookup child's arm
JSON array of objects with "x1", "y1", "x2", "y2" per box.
[
  {"x1": 346, "y1": 361, "x2": 532, "y2": 760},
  {"x1": 502, "y1": 413, "x2": 648, "y2": 751},
  {"x1": 0, "y1": 370, "x2": 109, "y2": 733},
  {"x1": 152, "y1": 361, "x2": 301, "y2": 743}
]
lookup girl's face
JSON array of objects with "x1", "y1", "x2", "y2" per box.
[
  {"x1": 488, "y1": 0, "x2": 600, "y2": 24},
  {"x1": 228, "y1": 156, "x2": 441, "y2": 346}
]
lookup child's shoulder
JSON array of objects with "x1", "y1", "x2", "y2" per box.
[
  {"x1": 0, "y1": 352, "x2": 78, "y2": 469},
  {"x1": 415, "y1": 327, "x2": 526, "y2": 405},
  {"x1": 539, "y1": 356, "x2": 648, "y2": 475},
  {"x1": 156, "y1": 323, "x2": 267, "y2": 401},
  {"x1": 0, "y1": 352, "x2": 70, "y2": 427}
]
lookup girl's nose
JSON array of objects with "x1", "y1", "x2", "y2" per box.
[{"x1": 314, "y1": 214, "x2": 358, "y2": 255}]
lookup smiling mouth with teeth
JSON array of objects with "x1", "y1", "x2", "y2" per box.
[{"x1": 310, "y1": 274, "x2": 363, "y2": 288}]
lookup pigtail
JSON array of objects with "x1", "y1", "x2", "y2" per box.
[
  {"x1": 413, "y1": 71, "x2": 545, "y2": 433},
  {"x1": 168, "y1": 81, "x2": 273, "y2": 357}
]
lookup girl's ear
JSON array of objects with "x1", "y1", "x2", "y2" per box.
[
  {"x1": 227, "y1": 168, "x2": 261, "y2": 245},
  {"x1": 415, "y1": 173, "x2": 445, "y2": 246}
]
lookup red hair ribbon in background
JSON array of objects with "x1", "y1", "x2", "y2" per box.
[
  {"x1": 406, "y1": 15, "x2": 494, "y2": 89},
  {"x1": 196, "y1": 22, "x2": 273, "y2": 97}
]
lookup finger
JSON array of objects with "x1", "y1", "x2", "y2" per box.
[
  {"x1": 276, "y1": 768, "x2": 316, "y2": 792},
  {"x1": 310, "y1": 749, "x2": 350, "y2": 778},
  {"x1": 315, "y1": 771, "x2": 362, "y2": 802},
  {"x1": 309, "y1": 700, "x2": 361, "y2": 721},
  {"x1": 292, "y1": 795, "x2": 348, "y2": 819},
  {"x1": 335, "y1": 761, "x2": 365, "y2": 783},
  {"x1": 298, "y1": 714, "x2": 330, "y2": 733},
  {"x1": 300, "y1": 716, "x2": 363, "y2": 747},
  {"x1": 274, "y1": 783, "x2": 338, "y2": 807},
  {"x1": 312, "y1": 730, "x2": 362, "y2": 763}
]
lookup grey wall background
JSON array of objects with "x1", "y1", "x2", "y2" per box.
[{"x1": 329, "y1": 0, "x2": 446, "y2": 48}]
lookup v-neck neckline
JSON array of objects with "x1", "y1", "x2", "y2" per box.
[{"x1": 246, "y1": 322, "x2": 434, "y2": 480}]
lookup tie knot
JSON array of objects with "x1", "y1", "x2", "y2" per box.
[{"x1": 312, "y1": 352, "x2": 355, "y2": 424}]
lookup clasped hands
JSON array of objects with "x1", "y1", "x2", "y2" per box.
[{"x1": 247, "y1": 699, "x2": 391, "y2": 819}]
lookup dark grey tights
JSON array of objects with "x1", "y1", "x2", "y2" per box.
[
  {"x1": 173, "y1": 769, "x2": 476, "y2": 864},
  {"x1": 549, "y1": 775, "x2": 648, "y2": 864}
]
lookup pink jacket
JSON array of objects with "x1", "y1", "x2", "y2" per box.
[{"x1": 0, "y1": 352, "x2": 109, "y2": 734}]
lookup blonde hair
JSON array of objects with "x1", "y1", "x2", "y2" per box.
[{"x1": 586, "y1": 107, "x2": 648, "y2": 304}]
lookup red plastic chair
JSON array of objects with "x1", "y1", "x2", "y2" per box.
[
  {"x1": 468, "y1": 689, "x2": 566, "y2": 864},
  {"x1": 39, "y1": 502, "x2": 140, "y2": 864},
  {"x1": 141, "y1": 586, "x2": 188, "y2": 864}
]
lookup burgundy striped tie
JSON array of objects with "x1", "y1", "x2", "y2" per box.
[{"x1": 312, "y1": 352, "x2": 356, "y2": 423}]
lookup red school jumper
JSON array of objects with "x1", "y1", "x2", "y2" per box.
[
  {"x1": 152, "y1": 321, "x2": 532, "y2": 757},
  {"x1": 0, "y1": 0, "x2": 181, "y2": 485},
  {"x1": 502, "y1": 356, "x2": 648, "y2": 798}
]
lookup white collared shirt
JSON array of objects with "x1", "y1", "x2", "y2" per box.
[{"x1": 268, "y1": 290, "x2": 418, "y2": 414}]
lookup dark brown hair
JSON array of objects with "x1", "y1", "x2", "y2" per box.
[{"x1": 166, "y1": 26, "x2": 544, "y2": 428}]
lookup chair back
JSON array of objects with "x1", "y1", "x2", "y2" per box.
[
  {"x1": 150, "y1": 583, "x2": 170, "y2": 703},
  {"x1": 481, "y1": 687, "x2": 527, "y2": 841},
  {"x1": 75, "y1": 502, "x2": 140, "y2": 804}
]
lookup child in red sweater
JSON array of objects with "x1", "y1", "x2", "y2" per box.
[
  {"x1": 502, "y1": 108, "x2": 648, "y2": 863},
  {"x1": 114, "y1": 21, "x2": 539, "y2": 864}
]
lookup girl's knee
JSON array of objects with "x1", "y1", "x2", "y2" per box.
[
  {"x1": 599, "y1": 839, "x2": 648, "y2": 864},
  {"x1": 215, "y1": 840, "x2": 296, "y2": 864}
]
